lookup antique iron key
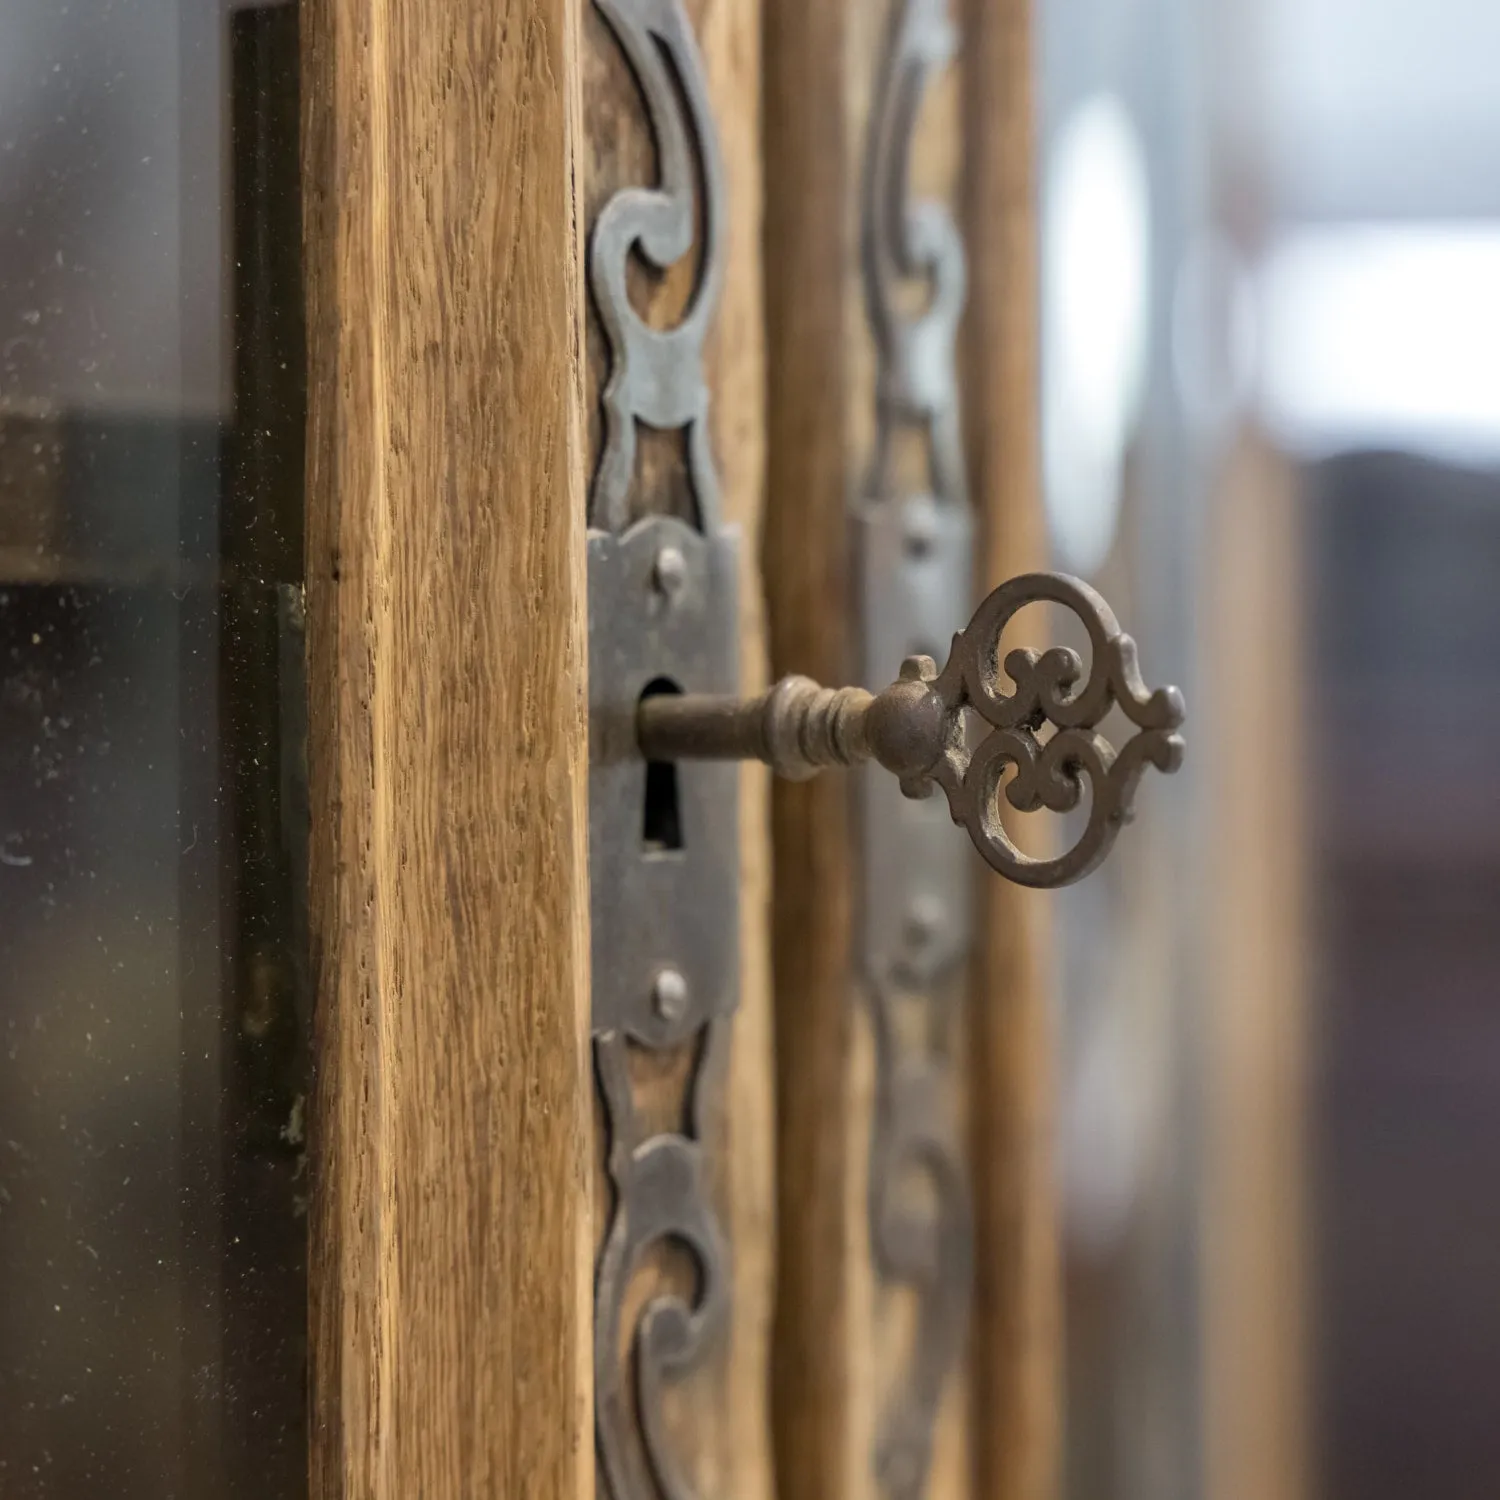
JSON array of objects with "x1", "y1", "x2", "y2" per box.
[{"x1": 637, "y1": 569, "x2": 1185, "y2": 890}]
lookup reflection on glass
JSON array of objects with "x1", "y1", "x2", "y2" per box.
[{"x1": 0, "y1": 4, "x2": 306, "y2": 1495}]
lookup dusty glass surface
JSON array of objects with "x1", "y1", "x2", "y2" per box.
[{"x1": 0, "y1": 3, "x2": 307, "y2": 1495}]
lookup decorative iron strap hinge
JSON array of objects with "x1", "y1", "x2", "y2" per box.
[{"x1": 585, "y1": 5, "x2": 736, "y2": 1500}]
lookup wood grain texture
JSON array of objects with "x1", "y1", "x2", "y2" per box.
[
  {"x1": 764, "y1": 2, "x2": 1049, "y2": 1498},
  {"x1": 582, "y1": 1, "x2": 775, "y2": 1495},
  {"x1": 302, "y1": 1, "x2": 594, "y2": 1495},
  {"x1": 961, "y1": 3, "x2": 1060, "y2": 1498},
  {"x1": 702, "y1": 3, "x2": 777, "y2": 1494},
  {"x1": 762, "y1": 0, "x2": 857, "y2": 1492}
]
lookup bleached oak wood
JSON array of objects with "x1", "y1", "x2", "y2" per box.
[{"x1": 303, "y1": 1, "x2": 594, "y2": 1495}]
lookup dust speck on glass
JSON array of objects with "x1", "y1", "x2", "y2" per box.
[{"x1": 0, "y1": 3, "x2": 308, "y2": 1496}]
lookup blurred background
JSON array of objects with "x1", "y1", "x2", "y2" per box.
[
  {"x1": 0, "y1": 3, "x2": 306, "y2": 1494},
  {"x1": 1039, "y1": 1, "x2": 1500, "y2": 1498}
]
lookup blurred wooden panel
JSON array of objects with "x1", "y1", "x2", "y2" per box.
[
  {"x1": 762, "y1": 0, "x2": 860, "y2": 1490},
  {"x1": 763, "y1": 0, "x2": 1055, "y2": 1497}
]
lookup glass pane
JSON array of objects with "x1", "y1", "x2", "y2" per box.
[{"x1": 0, "y1": 3, "x2": 307, "y2": 1495}]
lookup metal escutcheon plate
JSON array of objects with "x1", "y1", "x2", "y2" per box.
[{"x1": 588, "y1": 515, "x2": 741, "y2": 1044}]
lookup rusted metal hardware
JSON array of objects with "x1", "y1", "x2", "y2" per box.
[
  {"x1": 586, "y1": 3, "x2": 734, "y2": 1499},
  {"x1": 589, "y1": 0, "x2": 725, "y2": 539},
  {"x1": 639, "y1": 569, "x2": 1186, "y2": 890}
]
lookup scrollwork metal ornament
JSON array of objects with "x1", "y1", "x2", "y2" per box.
[
  {"x1": 590, "y1": 0, "x2": 725, "y2": 536},
  {"x1": 586, "y1": 3, "x2": 735, "y2": 1499},
  {"x1": 909, "y1": 573, "x2": 1187, "y2": 888},
  {"x1": 593, "y1": 1022, "x2": 732, "y2": 1500}
]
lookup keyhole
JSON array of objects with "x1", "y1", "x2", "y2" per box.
[{"x1": 641, "y1": 677, "x2": 684, "y2": 853}]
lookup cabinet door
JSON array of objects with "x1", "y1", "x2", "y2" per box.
[{"x1": 305, "y1": 1, "x2": 1061, "y2": 1497}]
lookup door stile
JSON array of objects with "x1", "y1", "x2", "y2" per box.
[{"x1": 302, "y1": 1, "x2": 595, "y2": 1495}]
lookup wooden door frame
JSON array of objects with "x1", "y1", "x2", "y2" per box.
[{"x1": 302, "y1": 2, "x2": 594, "y2": 1494}]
